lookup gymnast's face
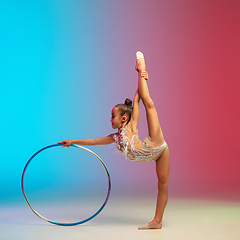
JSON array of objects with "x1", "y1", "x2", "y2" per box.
[{"x1": 110, "y1": 107, "x2": 125, "y2": 129}]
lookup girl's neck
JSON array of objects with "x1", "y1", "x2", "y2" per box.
[{"x1": 118, "y1": 124, "x2": 128, "y2": 133}]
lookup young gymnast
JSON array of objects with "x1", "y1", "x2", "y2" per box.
[{"x1": 58, "y1": 51, "x2": 170, "y2": 230}]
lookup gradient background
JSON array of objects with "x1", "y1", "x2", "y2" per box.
[{"x1": 1, "y1": 0, "x2": 240, "y2": 207}]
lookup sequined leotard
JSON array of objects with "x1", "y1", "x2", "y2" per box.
[{"x1": 113, "y1": 126, "x2": 167, "y2": 162}]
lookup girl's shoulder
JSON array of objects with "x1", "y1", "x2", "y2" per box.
[{"x1": 111, "y1": 132, "x2": 119, "y2": 141}]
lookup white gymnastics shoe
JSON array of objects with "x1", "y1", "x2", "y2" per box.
[
  {"x1": 138, "y1": 222, "x2": 162, "y2": 230},
  {"x1": 136, "y1": 51, "x2": 144, "y2": 60}
]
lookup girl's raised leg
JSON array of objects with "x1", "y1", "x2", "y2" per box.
[{"x1": 135, "y1": 52, "x2": 164, "y2": 145}]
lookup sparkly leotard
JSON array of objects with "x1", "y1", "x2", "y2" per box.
[{"x1": 113, "y1": 126, "x2": 167, "y2": 162}]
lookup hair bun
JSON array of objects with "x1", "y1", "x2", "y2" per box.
[{"x1": 124, "y1": 98, "x2": 133, "y2": 108}]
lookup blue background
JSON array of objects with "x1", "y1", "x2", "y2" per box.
[{"x1": 0, "y1": 0, "x2": 153, "y2": 204}]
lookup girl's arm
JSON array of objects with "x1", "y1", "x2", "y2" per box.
[
  {"x1": 130, "y1": 71, "x2": 148, "y2": 132},
  {"x1": 58, "y1": 134, "x2": 115, "y2": 147},
  {"x1": 130, "y1": 90, "x2": 140, "y2": 132}
]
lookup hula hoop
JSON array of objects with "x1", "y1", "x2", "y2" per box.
[{"x1": 21, "y1": 143, "x2": 111, "y2": 226}]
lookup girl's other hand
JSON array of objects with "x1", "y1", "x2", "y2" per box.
[
  {"x1": 57, "y1": 140, "x2": 72, "y2": 147},
  {"x1": 141, "y1": 71, "x2": 149, "y2": 80}
]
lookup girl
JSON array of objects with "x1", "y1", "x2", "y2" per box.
[{"x1": 58, "y1": 51, "x2": 170, "y2": 230}]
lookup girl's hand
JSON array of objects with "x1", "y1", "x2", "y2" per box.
[
  {"x1": 141, "y1": 71, "x2": 149, "y2": 80},
  {"x1": 57, "y1": 140, "x2": 73, "y2": 147}
]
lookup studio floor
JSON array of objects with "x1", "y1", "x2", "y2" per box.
[{"x1": 1, "y1": 195, "x2": 240, "y2": 240}]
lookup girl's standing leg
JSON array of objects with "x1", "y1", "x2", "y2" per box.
[
  {"x1": 152, "y1": 147, "x2": 170, "y2": 228},
  {"x1": 136, "y1": 52, "x2": 169, "y2": 229},
  {"x1": 138, "y1": 148, "x2": 170, "y2": 230}
]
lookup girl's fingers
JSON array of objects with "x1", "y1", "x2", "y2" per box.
[
  {"x1": 58, "y1": 141, "x2": 66, "y2": 146},
  {"x1": 58, "y1": 140, "x2": 71, "y2": 147},
  {"x1": 141, "y1": 71, "x2": 148, "y2": 80}
]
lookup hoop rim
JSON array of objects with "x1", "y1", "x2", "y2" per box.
[{"x1": 21, "y1": 143, "x2": 111, "y2": 226}]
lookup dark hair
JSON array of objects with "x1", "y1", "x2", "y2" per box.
[{"x1": 115, "y1": 98, "x2": 133, "y2": 124}]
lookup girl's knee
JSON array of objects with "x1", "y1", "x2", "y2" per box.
[
  {"x1": 158, "y1": 181, "x2": 169, "y2": 191},
  {"x1": 143, "y1": 97, "x2": 154, "y2": 109}
]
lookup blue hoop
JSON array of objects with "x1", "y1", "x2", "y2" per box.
[{"x1": 21, "y1": 144, "x2": 111, "y2": 226}]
